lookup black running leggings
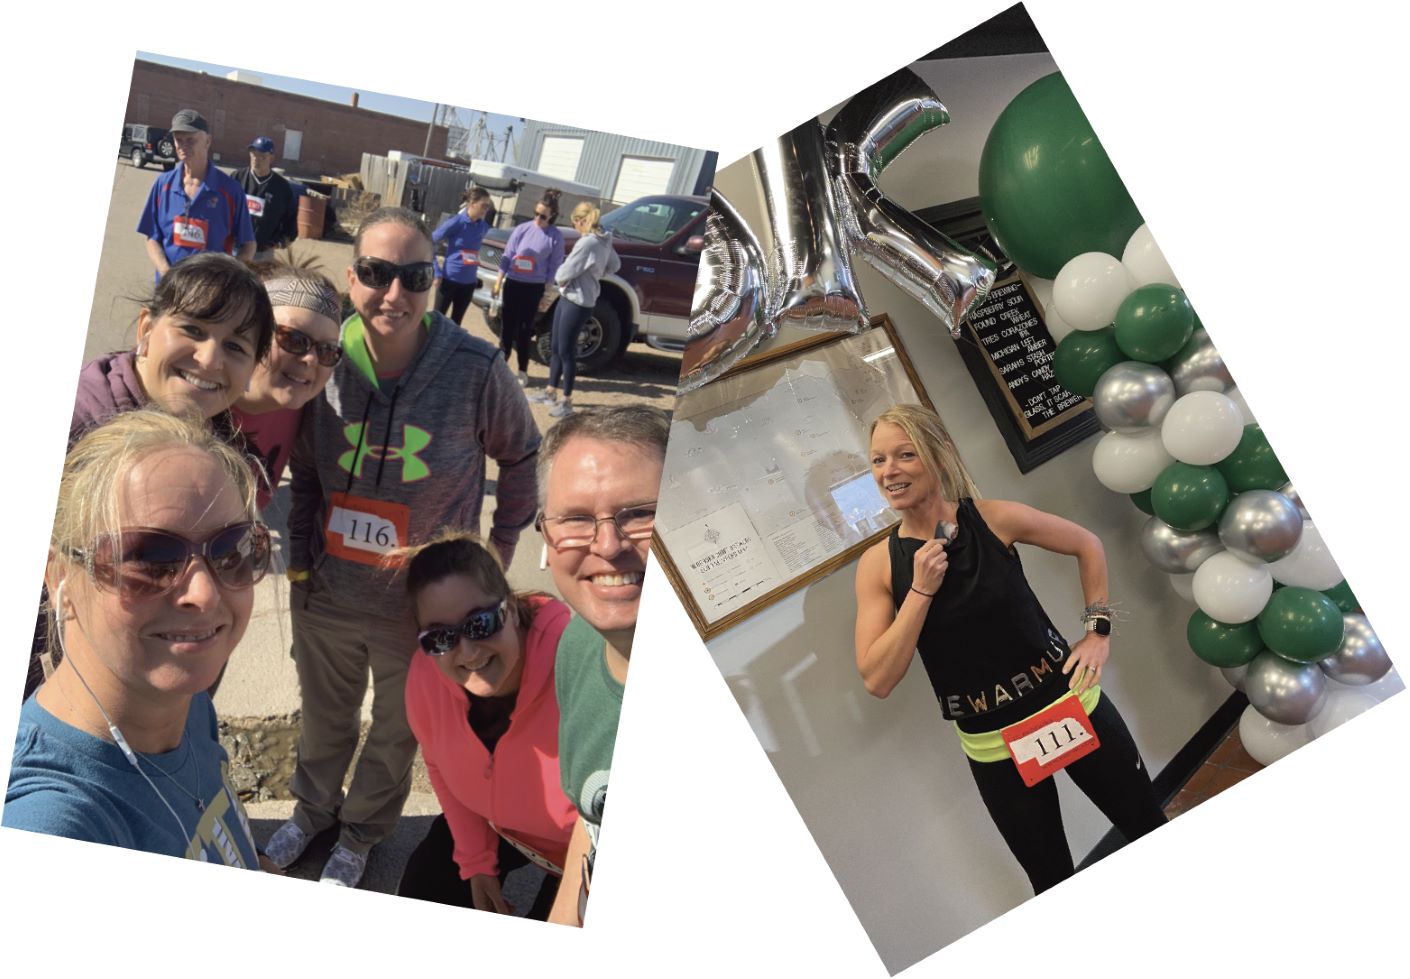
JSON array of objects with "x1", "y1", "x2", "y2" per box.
[
  {"x1": 499, "y1": 278, "x2": 544, "y2": 373},
  {"x1": 435, "y1": 278, "x2": 477, "y2": 326},
  {"x1": 396, "y1": 813, "x2": 558, "y2": 918},
  {"x1": 965, "y1": 693, "x2": 1167, "y2": 895}
]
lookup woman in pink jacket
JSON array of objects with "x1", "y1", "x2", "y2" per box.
[{"x1": 397, "y1": 531, "x2": 576, "y2": 917}]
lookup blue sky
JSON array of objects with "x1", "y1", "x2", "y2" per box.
[{"x1": 137, "y1": 51, "x2": 527, "y2": 162}]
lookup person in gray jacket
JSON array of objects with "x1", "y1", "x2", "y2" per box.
[
  {"x1": 529, "y1": 202, "x2": 621, "y2": 418},
  {"x1": 265, "y1": 207, "x2": 541, "y2": 888}
]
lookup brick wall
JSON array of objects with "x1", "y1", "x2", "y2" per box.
[{"x1": 125, "y1": 61, "x2": 448, "y2": 178}]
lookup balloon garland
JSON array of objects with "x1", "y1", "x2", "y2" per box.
[{"x1": 976, "y1": 71, "x2": 1400, "y2": 768}]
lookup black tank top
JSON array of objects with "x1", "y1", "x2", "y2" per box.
[{"x1": 888, "y1": 498, "x2": 1071, "y2": 733}]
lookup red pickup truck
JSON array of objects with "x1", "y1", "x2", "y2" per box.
[{"x1": 471, "y1": 194, "x2": 707, "y2": 372}]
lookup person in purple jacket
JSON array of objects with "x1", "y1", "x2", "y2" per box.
[
  {"x1": 432, "y1": 188, "x2": 493, "y2": 327},
  {"x1": 491, "y1": 189, "x2": 565, "y2": 386}
]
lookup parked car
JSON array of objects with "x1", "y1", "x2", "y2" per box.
[
  {"x1": 120, "y1": 124, "x2": 175, "y2": 170},
  {"x1": 472, "y1": 194, "x2": 707, "y2": 373}
]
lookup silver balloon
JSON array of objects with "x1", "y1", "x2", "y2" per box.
[
  {"x1": 827, "y1": 67, "x2": 996, "y2": 338},
  {"x1": 679, "y1": 189, "x2": 777, "y2": 394},
  {"x1": 1217, "y1": 490, "x2": 1304, "y2": 563},
  {"x1": 1166, "y1": 327, "x2": 1235, "y2": 395},
  {"x1": 1278, "y1": 480, "x2": 1310, "y2": 518},
  {"x1": 1319, "y1": 613, "x2": 1392, "y2": 685},
  {"x1": 1246, "y1": 650, "x2": 1327, "y2": 724},
  {"x1": 752, "y1": 121, "x2": 867, "y2": 333},
  {"x1": 1092, "y1": 361, "x2": 1176, "y2": 432},
  {"x1": 1140, "y1": 517, "x2": 1223, "y2": 573},
  {"x1": 1221, "y1": 663, "x2": 1249, "y2": 692}
]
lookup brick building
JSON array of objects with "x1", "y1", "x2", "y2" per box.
[{"x1": 124, "y1": 60, "x2": 448, "y2": 178}]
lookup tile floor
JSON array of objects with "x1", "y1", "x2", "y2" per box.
[{"x1": 1162, "y1": 725, "x2": 1262, "y2": 818}]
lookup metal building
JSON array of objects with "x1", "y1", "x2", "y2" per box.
[{"x1": 514, "y1": 122, "x2": 717, "y2": 206}]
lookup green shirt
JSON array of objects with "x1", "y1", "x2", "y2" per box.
[{"x1": 555, "y1": 615, "x2": 622, "y2": 838}]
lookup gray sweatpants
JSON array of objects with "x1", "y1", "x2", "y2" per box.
[{"x1": 288, "y1": 582, "x2": 419, "y2": 855}]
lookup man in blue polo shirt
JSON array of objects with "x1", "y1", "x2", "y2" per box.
[{"x1": 137, "y1": 109, "x2": 256, "y2": 278}]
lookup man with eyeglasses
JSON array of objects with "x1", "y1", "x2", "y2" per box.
[
  {"x1": 231, "y1": 136, "x2": 298, "y2": 261},
  {"x1": 137, "y1": 109, "x2": 256, "y2": 279},
  {"x1": 535, "y1": 405, "x2": 669, "y2": 925}
]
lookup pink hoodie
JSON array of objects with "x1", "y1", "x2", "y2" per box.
[{"x1": 405, "y1": 595, "x2": 577, "y2": 878}]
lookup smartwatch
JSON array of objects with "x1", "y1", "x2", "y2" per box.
[{"x1": 1085, "y1": 616, "x2": 1111, "y2": 636}]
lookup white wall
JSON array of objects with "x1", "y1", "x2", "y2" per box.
[{"x1": 699, "y1": 54, "x2": 1231, "y2": 973}]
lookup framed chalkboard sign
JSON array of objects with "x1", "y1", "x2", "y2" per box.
[{"x1": 915, "y1": 198, "x2": 1100, "y2": 473}]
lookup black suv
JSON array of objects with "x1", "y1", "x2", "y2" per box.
[{"x1": 120, "y1": 124, "x2": 176, "y2": 170}]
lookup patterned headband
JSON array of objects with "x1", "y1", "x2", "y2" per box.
[{"x1": 265, "y1": 276, "x2": 342, "y2": 324}]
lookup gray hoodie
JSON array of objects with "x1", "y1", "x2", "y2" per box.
[
  {"x1": 554, "y1": 230, "x2": 621, "y2": 308},
  {"x1": 288, "y1": 311, "x2": 539, "y2": 614}
]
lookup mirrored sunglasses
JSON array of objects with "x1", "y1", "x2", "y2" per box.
[
  {"x1": 275, "y1": 325, "x2": 343, "y2": 367},
  {"x1": 73, "y1": 522, "x2": 272, "y2": 600},
  {"x1": 417, "y1": 600, "x2": 509, "y2": 656}
]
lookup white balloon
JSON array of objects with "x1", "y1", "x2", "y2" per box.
[
  {"x1": 1121, "y1": 223, "x2": 1180, "y2": 289},
  {"x1": 1091, "y1": 429, "x2": 1175, "y2": 493},
  {"x1": 1044, "y1": 303, "x2": 1075, "y2": 345},
  {"x1": 1192, "y1": 551, "x2": 1273, "y2": 624},
  {"x1": 1027, "y1": 275, "x2": 1075, "y2": 343},
  {"x1": 1268, "y1": 522, "x2": 1343, "y2": 590},
  {"x1": 1170, "y1": 571, "x2": 1196, "y2": 602},
  {"x1": 1361, "y1": 666, "x2": 1405, "y2": 703},
  {"x1": 1238, "y1": 705, "x2": 1312, "y2": 767},
  {"x1": 1306, "y1": 687, "x2": 1380, "y2": 739},
  {"x1": 1053, "y1": 252, "x2": 1135, "y2": 332},
  {"x1": 1160, "y1": 390, "x2": 1245, "y2": 465}
]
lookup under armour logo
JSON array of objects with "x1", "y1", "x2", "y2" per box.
[{"x1": 339, "y1": 423, "x2": 432, "y2": 482}]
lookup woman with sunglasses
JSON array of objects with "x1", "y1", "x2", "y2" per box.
[
  {"x1": 530, "y1": 202, "x2": 621, "y2": 419},
  {"x1": 5, "y1": 408, "x2": 272, "y2": 868},
  {"x1": 491, "y1": 189, "x2": 565, "y2": 386},
  {"x1": 272, "y1": 207, "x2": 541, "y2": 887},
  {"x1": 394, "y1": 531, "x2": 575, "y2": 916},
  {"x1": 855, "y1": 404, "x2": 1165, "y2": 896},
  {"x1": 70, "y1": 252, "x2": 275, "y2": 448},
  {"x1": 230, "y1": 259, "x2": 344, "y2": 508},
  {"x1": 432, "y1": 187, "x2": 494, "y2": 327}
]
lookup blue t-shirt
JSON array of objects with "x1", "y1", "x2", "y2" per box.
[
  {"x1": 3, "y1": 692, "x2": 260, "y2": 869},
  {"x1": 136, "y1": 162, "x2": 256, "y2": 274},
  {"x1": 432, "y1": 210, "x2": 490, "y2": 284}
]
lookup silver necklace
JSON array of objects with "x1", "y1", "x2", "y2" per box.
[{"x1": 136, "y1": 737, "x2": 205, "y2": 812}]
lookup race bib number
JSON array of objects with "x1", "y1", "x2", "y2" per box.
[
  {"x1": 512, "y1": 255, "x2": 537, "y2": 274},
  {"x1": 172, "y1": 215, "x2": 209, "y2": 248},
  {"x1": 324, "y1": 492, "x2": 411, "y2": 568},
  {"x1": 1002, "y1": 695, "x2": 1101, "y2": 787},
  {"x1": 459, "y1": 249, "x2": 479, "y2": 266},
  {"x1": 246, "y1": 195, "x2": 266, "y2": 217}
]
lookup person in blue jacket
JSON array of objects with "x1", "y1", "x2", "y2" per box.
[
  {"x1": 137, "y1": 109, "x2": 256, "y2": 279},
  {"x1": 432, "y1": 187, "x2": 493, "y2": 326}
]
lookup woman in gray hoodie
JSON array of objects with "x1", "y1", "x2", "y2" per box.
[{"x1": 530, "y1": 202, "x2": 621, "y2": 417}]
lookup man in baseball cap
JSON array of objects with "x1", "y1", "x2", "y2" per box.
[
  {"x1": 136, "y1": 109, "x2": 256, "y2": 277},
  {"x1": 232, "y1": 134, "x2": 298, "y2": 261}
]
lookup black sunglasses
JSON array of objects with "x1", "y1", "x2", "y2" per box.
[
  {"x1": 417, "y1": 600, "x2": 508, "y2": 656},
  {"x1": 353, "y1": 257, "x2": 436, "y2": 293},
  {"x1": 70, "y1": 522, "x2": 272, "y2": 600},
  {"x1": 275, "y1": 325, "x2": 343, "y2": 367},
  {"x1": 534, "y1": 211, "x2": 551, "y2": 221}
]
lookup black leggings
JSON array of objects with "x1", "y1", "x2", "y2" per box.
[
  {"x1": 499, "y1": 278, "x2": 544, "y2": 373},
  {"x1": 435, "y1": 278, "x2": 477, "y2": 326},
  {"x1": 396, "y1": 813, "x2": 558, "y2": 918},
  {"x1": 548, "y1": 298, "x2": 593, "y2": 396},
  {"x1": 965, "y1": 694, "x2": 1167, "y2": 895}
]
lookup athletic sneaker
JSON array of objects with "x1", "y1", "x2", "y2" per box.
[
  {"x1": 548, "y1": 399, "x2": 574, "y2": 418},
  {"x1": 526, "y1": 390, "x2": 556, "y2": 405},
  {"x1": 262, "y1": 819, "x2": 311, "y2": 870},
  {"x1": 516, "y1": 371, "x2": 529, "y2": 386},
  {"x1": 320, "y1": 844, "x2": 367, "y2": 887}
]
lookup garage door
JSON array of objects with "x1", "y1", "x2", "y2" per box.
[
  {"x1": 611, "y1": 156, "x2": 675, "y2": 205},
  {"x1": 538, "y1": 136, "x2": 584, "y2": 182}
]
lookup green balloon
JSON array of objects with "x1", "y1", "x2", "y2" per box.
[
  {"x1": 1256, "y1": 587, "x2": 1346, "y2": 663},
  {"x1": 1151, "y1": 462, "x2": 1230, "y2": 531},
  {"x1": 1130, "y1": 489, "x2": 1155, "y2": 515},
  {"x1": 1114, "y1": 285, "x2": 1194, "y2": 362},
  {"x1": 1187, "y1": 611, "x2": 1264, "y2": 668},
  {"x1": 1323, "y1": 579, "x2": 1360, "y2": 614},
  {"x1": 1053, "y1": 327, "x2": 1123, "y2": 398},
  {"x1": 1215, "y1": 424, "x2": 1288, "y2": 492},
  {"x1": 977, "y1": 72, "x2": 1143, "y2": 278}
]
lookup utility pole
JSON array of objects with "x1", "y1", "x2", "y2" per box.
[{"x1": 423, "y1": 103, "x2": 439, "y2": 157}]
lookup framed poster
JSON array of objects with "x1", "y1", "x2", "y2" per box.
[{"x1": 653, "y1": 315, "x2": 932, "y2": 640}]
